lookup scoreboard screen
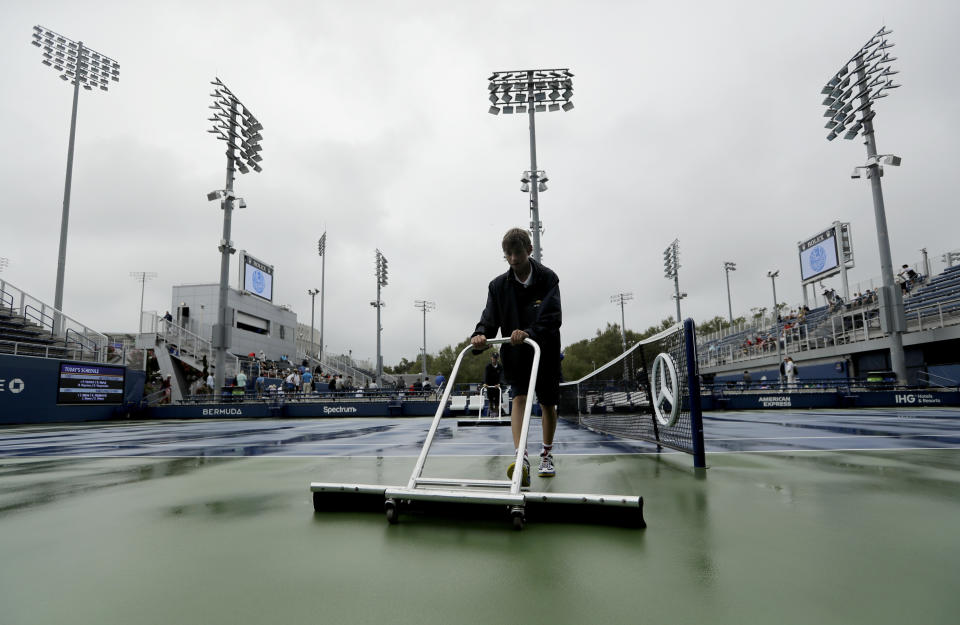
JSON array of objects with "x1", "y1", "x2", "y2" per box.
[{"x1": 57, "y1": 362, "x2": 126, "y2": 405}]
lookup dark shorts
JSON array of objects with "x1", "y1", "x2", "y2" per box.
[{"x1": 500, "y1": 343, "x2": 559, "y2": 406}]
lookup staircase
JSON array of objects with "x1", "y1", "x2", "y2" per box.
[
  {"x1": 0, "y1": 279, "x2": 108, "y2": 362},
  {"x1": 137, "y1": 313, "x2": 238, "y2": 400}
]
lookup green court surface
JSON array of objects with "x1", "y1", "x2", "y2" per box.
[{"x1": 1, "y1": 446, "x2": 959, "y2": 624}]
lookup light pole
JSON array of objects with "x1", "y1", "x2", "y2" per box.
[
  {"x1": 207, "y1": 77, "x2": 263, "y2": 392},
  {"x1": 768, "y1": 270, "x2": 782, "y2": 367},
  {"x1": 414, "y1": 300, "x2": 436, "y2": 384},
  {"x1": 663, "y1": 239, "x2": 685, "y2": 323},
  {"x1": 488, "y1": 68, "x2": 574, "y2": 262},
  {"x1": 723, "y1": 262, "x2": 737, "y2": 324},
  {"x1": 317, "y1": 232, "x2": 327, "y2": 363},
  {"x1": 943, "y1": 250, "x2": 960, "y2": 269},
  {"x1": 308, "y1": 288, "x2": 319, "y2": 362},
  {"x1": 610, "y1": 292, "x2": 633, "y2": 381},
  {"x1": 30, "y1": 26, "x2": 120, "y2": 321},
  {"x1": 371, "y1": 249, "x2": 388, "y2": 386},
  {"x1": 129, "y1": 272, "x2": 157, "y2": 332},
  {"x1": 821, "y1": 26, "x2": 906, "y2": 384}
]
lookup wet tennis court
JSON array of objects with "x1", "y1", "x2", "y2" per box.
[{"x1": 2, "y1": 408, "x2": 959, "y2": 624}]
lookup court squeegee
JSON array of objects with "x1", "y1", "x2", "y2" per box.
[{"x1": 310, "y1": 337, "x2": 645, "y2": 530}]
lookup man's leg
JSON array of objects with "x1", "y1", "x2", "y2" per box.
[
  {"x1": 508, "y1": 394, "x2": 530, "y2": 486},
  {"x1": 538, "y1": 405, "x2": 558, "y2": 477},
  {"x1": 511, "y1": 394, "x2": 527, "y2": 448},
  {"x1": 540, "y1": 405, "x2": 558, "y2": 447}
]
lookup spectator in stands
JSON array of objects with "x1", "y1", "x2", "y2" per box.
[
  {"x1": 163, "y1": 311, "x2": 173, "y2": 323},
  {"x1": 160, "y1": 375, "x2": 172, "y2": 404},
  {"x1": 255, "y1": 372, "x2": 265, "y2": 398},
  {"x1": 328, "y1": 375, "x2": 337, "y2": 392},
  {"x1": 742, "y1": 370, "x2": 752, "y2": 386},
  {"x1": 485, "y1": 352, "x2": 504, "y2": 416},
  {"x1": 284, "y1": 371, "x2": 297, "y2": 394},
  {"x1": 302, "y1": 368, "x2": 313, "y2": 394},
  {"x1": 899, "y1": 264, "x2": 920, "y2": 294},
  {"x1": 435, "y1": 372, "x2": 446, "y2": 390},
  {"x1": 259, "y1": 350, "x2": 266, "y2": 361},
  {"x1": 336, "y1": 375, "x2": 345, "y2": 391},
  {"x1": 784, "y1": 357, "x2": 797, "y2": 388}
]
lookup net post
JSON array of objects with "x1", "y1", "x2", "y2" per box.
[{"x1": 683, "y1": 318, "x2": 707, "y2": 468}]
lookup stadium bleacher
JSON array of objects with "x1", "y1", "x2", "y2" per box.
[{"x1": 699, "y1": 262, "x2": 960, "y2": 368}]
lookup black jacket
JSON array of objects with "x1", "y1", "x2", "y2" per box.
[
  {"x1": 484, "y1": 362, "x2": 503, "y2": 386},
  {"x1": 472, "y1": 258, "x2": 561, "y2": 356}
]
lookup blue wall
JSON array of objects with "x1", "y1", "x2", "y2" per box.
[
  {"x1": 0, "y1": 353, "x2": 138, "y2": 424},
  {"x1": 714, "y1": 360, "x2": 848, "y2": 384}
]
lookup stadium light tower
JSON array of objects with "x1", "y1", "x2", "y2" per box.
[
  {"x1": 611, "y1": 292, "x2": 633, "y2": 381},
  {"x1": 663, "y1": 239, "x2": 685, "y2": 323},
  {"x1": 488, "y1": 68, "x2": 574, "y2": 262},
  {"x1": 821, "y1": 26, "x2": 906, "y2": 384},
  {"x1": 414, "y1": 300, "x2": 436, "y2": 385},
  {"x1": 207, "y1": 77, "x2": 263, "y2": 392},
  {"x1": 610, "y1": 293, "x2": 633, "y2": 352},
  {"x1": 723, "y1": 262, "x2": 737, "y2": 324},
  {"x1": 317, "y1": 231, "x2": 327, "y2": 363},
  {"x1": 30, "y1": 25, "x2": 120, "y2": 321},
  {"x1": 129, "y1": 272, "x2": 157, "y2": 332},
  {"x1": 371, "y1": 249, "x2": 388, "y2": 386},
  {"x1": 308, "y1": 288, "x2": 319, "y2": 361},
  {"x1": 768, "y1": 270, "x2": 782, "y2": 366}
]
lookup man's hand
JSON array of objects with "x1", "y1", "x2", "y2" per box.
[
  {"x1": 471, "y1": 334, "x2": 488, "y2": 350},
  {"x1": 510, "y1": 329, "x2": 529, "y2": 345}
]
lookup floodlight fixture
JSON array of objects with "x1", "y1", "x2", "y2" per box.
[{"x1": 487, "y1": 68, "x2": 574, "y2": 263}]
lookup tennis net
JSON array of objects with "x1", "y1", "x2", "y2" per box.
[{"x1": 558, "y1": 319, "x2": 706, "y2": 467}]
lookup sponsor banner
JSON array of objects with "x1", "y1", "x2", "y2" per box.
[
  {"x1": 854, "y1": 391, "x2": 960, "y2": 408},
  {"x1": 704, "y1": 390, "x2": 960, "y2": 411},
  {"x1": 286, "y1": 402, "x2": 393, "y2": 418}
]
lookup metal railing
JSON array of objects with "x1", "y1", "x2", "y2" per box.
[
  {"x1": 698, "y1": 295, "x2": 960, "y2": 369},
  {"x1": 0, "y1": 337, "x2": 90, "y2": 360},
  {"x1": 916, "y1": 370, "x2": 959, "y2": 389},
  {"x1": 0, "y1": 279, "x2": 109, "y2": 362},
  {"x1": 141, "y1": 313, "x2": 238, "y2": 377}
]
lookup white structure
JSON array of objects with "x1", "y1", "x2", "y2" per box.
[{"x1": 171, "y1": 283, "x2": 296, "y2": 360}]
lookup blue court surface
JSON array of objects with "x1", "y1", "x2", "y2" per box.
[
  {"x1": 1, "y1": 407, "x2": 958, "y2": 458},
  {"x1": 2, "y1": 409, "x2": 959, "y2": 625}
]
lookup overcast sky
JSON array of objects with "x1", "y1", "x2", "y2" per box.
[{"x1": 2, "y1": 0, "x2": 958, "y2": 366}]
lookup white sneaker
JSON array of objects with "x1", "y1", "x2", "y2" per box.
[
  {"x1": 507, "y1": 457, "x2": 531, "y2": 487},
  {"x1": 538, "y1": 454, "x2": 555, "y2": 477}
]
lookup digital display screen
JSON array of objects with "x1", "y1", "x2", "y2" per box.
[
  {"x1": 799, "y1": 234, "x2": 840, "y2": 282},
  {"x1": 242, "y1": 254, "x2": 274, "y2": 301},
  {"x1": 57, "y1": 362, "x2": 125, "y2": 405}
]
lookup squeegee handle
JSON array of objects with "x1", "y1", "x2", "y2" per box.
[{"x1": 406, "y1": 337, "x2": 540, "y2": 491}]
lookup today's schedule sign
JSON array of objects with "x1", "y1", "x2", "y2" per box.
[{"x1": 57, "y1": 362, "x2": 125, "y2": 405}]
